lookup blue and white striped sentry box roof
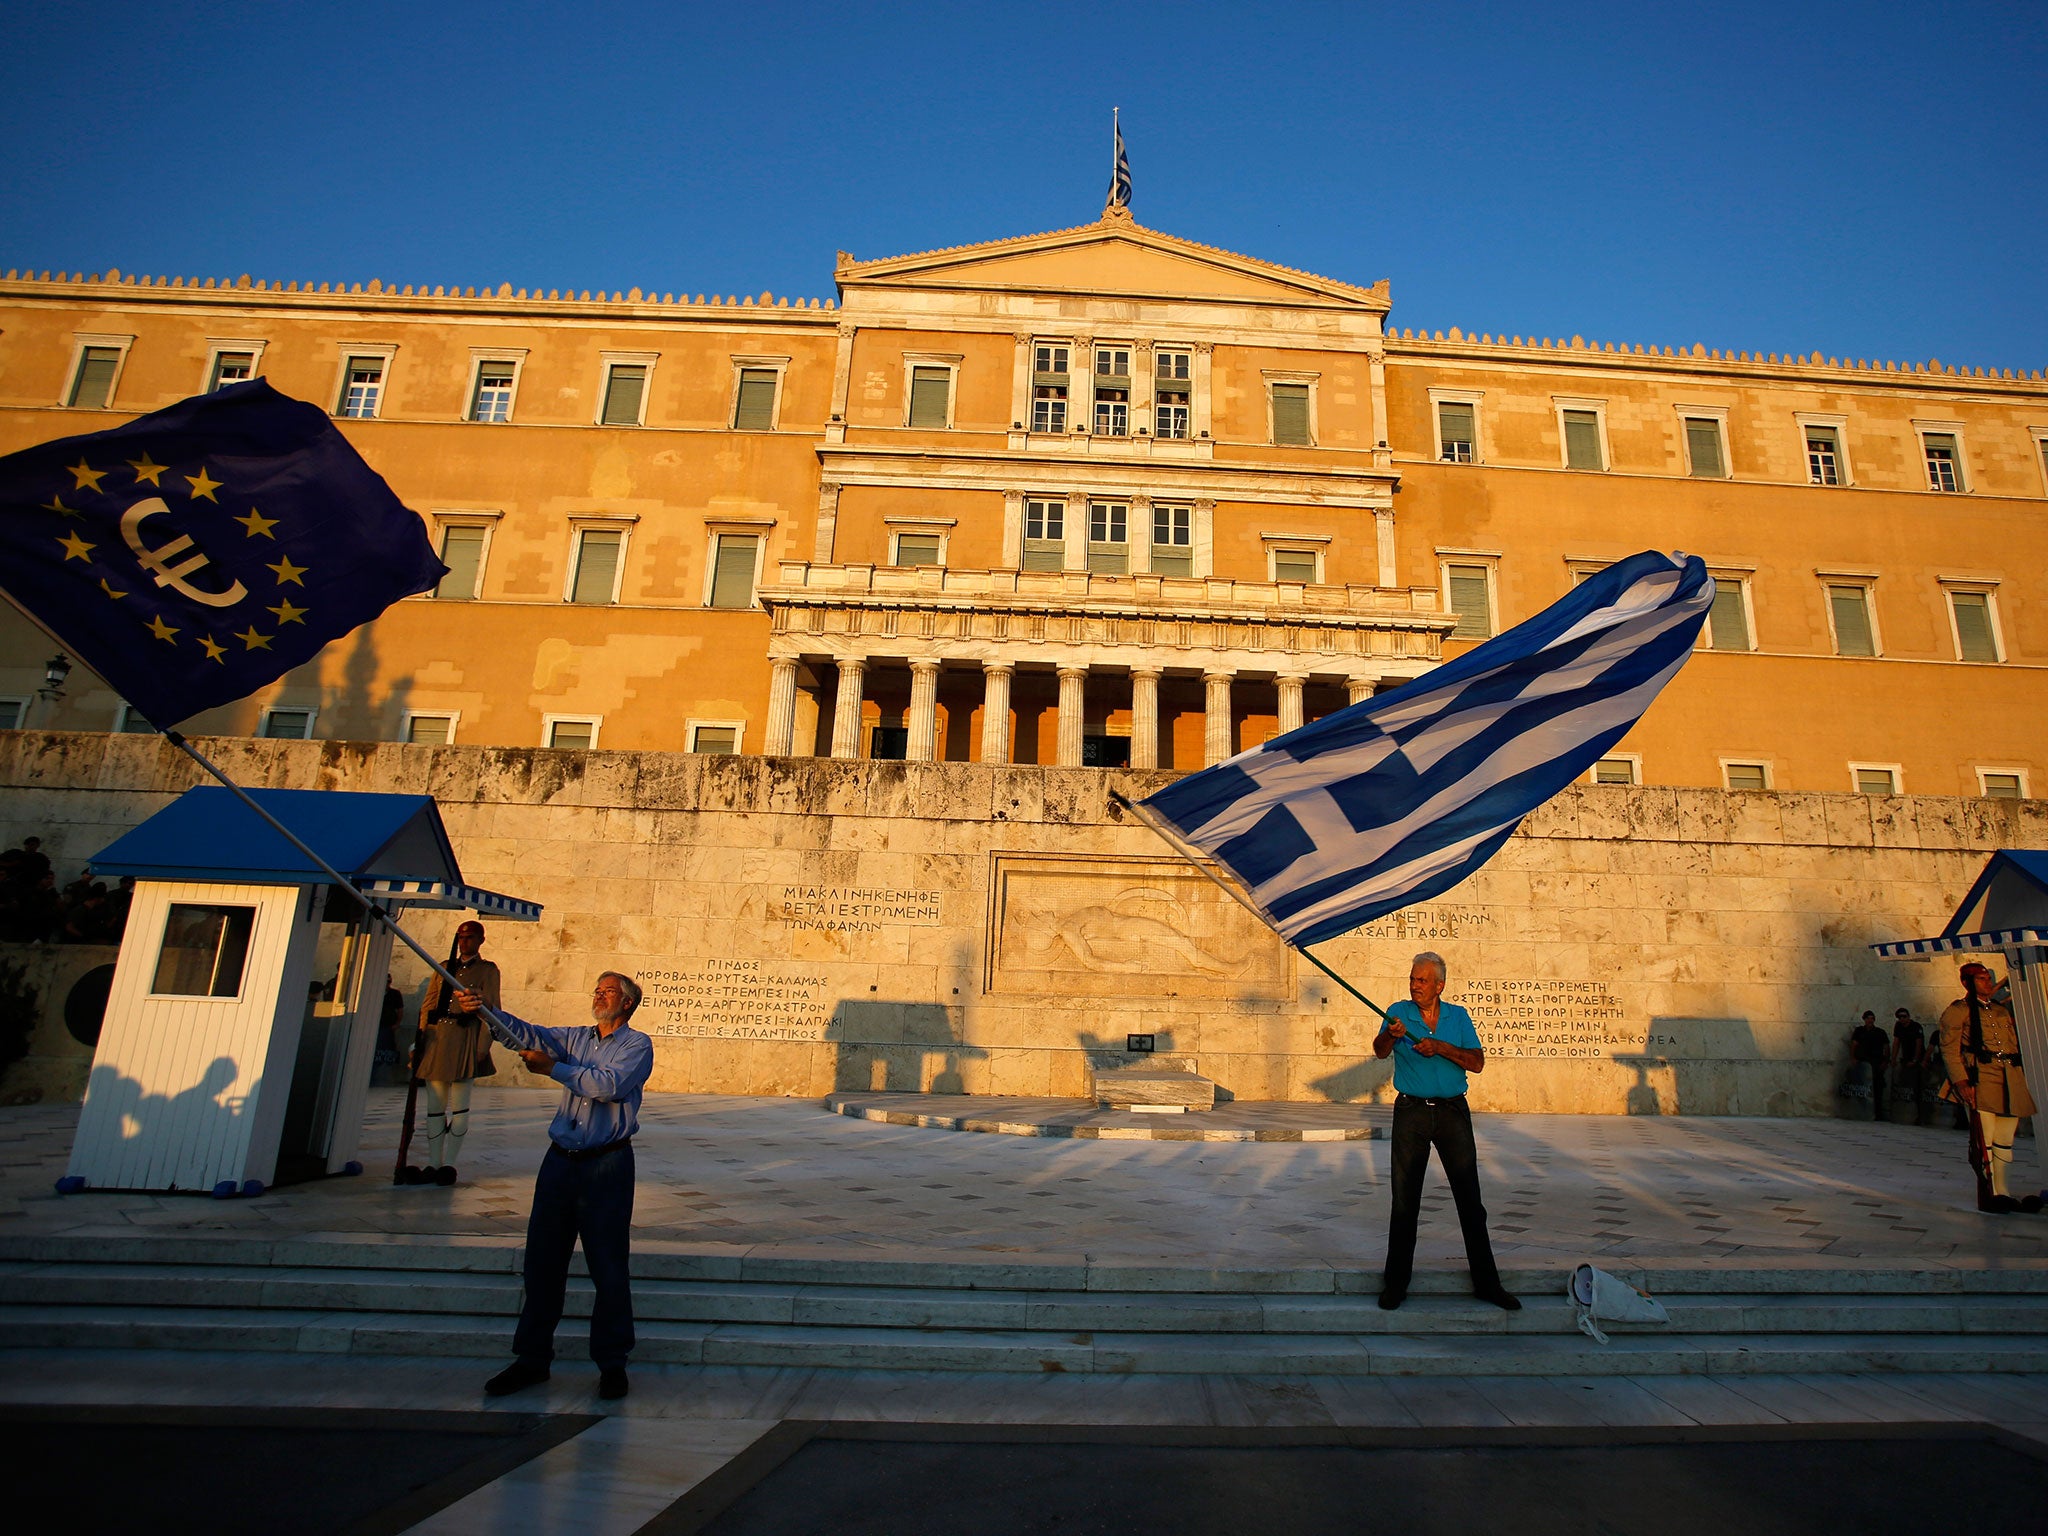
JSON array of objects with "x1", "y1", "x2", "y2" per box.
[
  {"x1": 1873, "y1": 927, "x2": 2048, "y2": 959},
  {"x1": 359, "y1": 878, "x2": 542, "y2": 922}
]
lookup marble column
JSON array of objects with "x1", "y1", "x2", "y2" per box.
[
  {"x1": 907, "y1": 659, "x2": 940, "y2": 762},
  {"x1": 1347, "y1": 678, "x2": 1373, "y2": 707},
  {"x1": 1056, "y1": 665, "x2": 1088, "y2": 767},
  {"x1": 765, "y1": 656, "x2": 800, "y2": 755},
  {"x1": 1129, "y1": 667, "x2": 1162, "y2": 770},
  {"x1": 829, "y1": 657, "x2": 866, "y2": 759},
  {"x1": 980, "y1": 662, "x2": 1013, "y2": 765},
  {"x1": 1203, "y1": 669, "x2": 1234, "y2": 766},
  {"x1": 1276, "y1": 672, "x2": 1307, "y2": 736}
]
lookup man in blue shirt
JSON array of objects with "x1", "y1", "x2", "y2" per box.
[
  {"x1": 1371, "y1": 951, "x2": 1519, "y2": 1313},
  {"x1": 456, "y1": 970, "x2": 655, "y2": 1401}
]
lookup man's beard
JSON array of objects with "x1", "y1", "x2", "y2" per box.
[{"x1": 592, "y1": 1002, "x2": 626, "y2": 1025}]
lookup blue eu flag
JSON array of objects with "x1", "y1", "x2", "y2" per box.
[{"x1": 0, "y1": 380, "x2": 446, "y2": 726}]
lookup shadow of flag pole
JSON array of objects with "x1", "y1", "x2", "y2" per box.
[{"x1": 1109, "y1": 788, "x2": 1389, "y2": 1023}]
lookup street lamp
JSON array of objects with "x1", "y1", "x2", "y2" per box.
[{"x1": 37, "y1": 652, "x2": 72, "y2": 715}]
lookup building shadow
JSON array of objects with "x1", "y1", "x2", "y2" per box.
[
  {"x1": 827, "y1": 1000, "x2": 988, "y2": 1093},
  {"x1": 1612, "y1": 1015, "x2": 1761, "y2": 1115}
]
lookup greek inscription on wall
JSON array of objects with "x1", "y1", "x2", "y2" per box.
[
  {"x1": 1351, "y1": 906, "x2": 1495, "y2": 943},
  {"x1": 641, "y1": 959, "x2": 836, "y2": 1042},
  {"x1": 769, "y1": 886, "x2": 941, "y2": 934},
  {"x1": 1459, "y1": 978, "x2": 1629, "y2": 1059}
]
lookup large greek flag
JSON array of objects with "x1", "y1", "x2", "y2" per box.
[{"x1": 1139, "y1": 551, "x2": 1714, "y2": 947}]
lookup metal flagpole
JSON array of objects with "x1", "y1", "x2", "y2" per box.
[{"x1": 1108, "y1": 789, "x2": 1388, "y2": 1022}]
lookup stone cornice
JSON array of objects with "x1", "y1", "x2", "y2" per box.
[{"x1": 816, "y1": 445, "x2": 1397, "y2": 507}]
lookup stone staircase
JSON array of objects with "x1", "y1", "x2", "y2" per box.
[{"x1": 2, "y1": 1231, "x2": 2045, "y2": 1376}]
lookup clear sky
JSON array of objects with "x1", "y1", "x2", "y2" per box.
[{"x1": 4, "y1": 0, "x2": 2043, "y2": 371}]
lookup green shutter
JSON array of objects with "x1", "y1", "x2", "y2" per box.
[
  {"x1": 1829, "y1": 586, "x2": 1875, "y2": 657},
  {"x1": 894, "y1": 534, "x2": 941, "y2": 566},
  {"x1": 1594, "y1": 758, "x2": 1636, "y2": 785},
  {"x1": 1951, "y1": 591, "x2": 1998, "y2": 661},
  {"x1": 709, "y1": 535, "x2": 759, "y2": 608},
  {"x1": 1438, "y1": 401, "x2": 1474, "y2": 455},
  {"x1": 1725, "y1": 763, "x2": 1767, "y2": 791},
  {"x1": 548, "y1": 720, "x2": 594, "y2": 750},
  {"x1": 1708, "y1": 583, "x2": 1749, "y2": 650},
  {"x1": 69, "y1": 347, "x2": 120, "y2": 408},
  {"x1": 733, "y1": 369, "x2": 777, "y2": 431},
  {"x1": 1856, "y1": 768, "x2": 1896, "y2": 795},
  {"x1": 1448, "y1": 565, "x2": 1492, "y2": 638},
  {"x1": 1563, "y1": 410, "x2": 1602, "y2": 470},
  {"x1": 1686, "y1": 418, "x2": 1725, "y2": 477},
  {"x1": 692, "y1": 726, "x2": 738, "y2": 754},
  {"x1": 436, "y1": 526, "x2": 486, "y2": 600},
  {"x1": 601, "y1": 365, "x2": 645, "y2": 425},
  {"x1": 909, "y1": 366, "x2": 950, "y2": 427},
  {"x1": 571, "y1": 530, "x2": 622, "y2": 604},
  {"x1": 1273, "y1": 549, "x2": 1318, "y2": 584},
  {"x1": 1271, "y1": 384, "x2": 1310, "y2": 445},
  {"x1": 406, "y1": 715, "x2": 452, "y2": 745}
]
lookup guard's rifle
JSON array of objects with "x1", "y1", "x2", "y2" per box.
[{"x1": 394, "y1": 1017, "x2": 430, "y2": 1186}]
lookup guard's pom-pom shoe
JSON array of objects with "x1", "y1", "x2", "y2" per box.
[{"x1": 436, "y1": 1165, "x2": 457, "y2": 1187}]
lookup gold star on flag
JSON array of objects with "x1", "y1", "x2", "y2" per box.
[
  {"x1": 235, "y1": 625, "x2": 273, "y2": 651},
  {"x1": 147, "y1": 615, "x2": 180, "y2": 643},
  {"x1": 128, "y1": 454, "x2": 168, "y2": 486},
  {"x1": 184, "y1": 466, "x2": 222, "y2": 501},
  {"x1": 57, "y1": 531, "x2": 95, "y2": 562},
  {"x1": 236, "y1": 507, "x2": 278, "y2": 538},
  {"x1": 41, "y1": 495, "x2": 82, "y2": 518},
  {"x1": 100, "y1": 578, "x2": 126, "y2": 600},
  {"x1": 268, "y1": 599, "x2": 307, "y2": 626},
  {"x1": 199, "y1": 636, "x2": 227, "y2": 663},
  {"x1": 68, "y1": 460, "x2": 107, "y2": 492},
  {"x1": 268, "y1": 555, "x2": 307, "y2": 586}
]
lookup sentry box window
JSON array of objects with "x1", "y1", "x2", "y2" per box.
[
  {"x1": 151, "y1": 903, "x2": 256, "y2": 998},
  {"x1": 1126, "y1": 1034, "x2": 1156, "y2": 1054}
]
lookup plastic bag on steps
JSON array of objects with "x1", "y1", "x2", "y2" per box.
[{"x1": 1569, "y1": 1262, "x2": 1671, "y2": 1345}]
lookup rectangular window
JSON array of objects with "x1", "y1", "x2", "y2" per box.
[
  {"x1": 1923, "y1": 433, "x2": 1961, "y2": 492},
  {"x1": 1272, "y1": 548, "x2": 1319, "y2": 584},
  {"x1": 893, "y1": 532, "x2": 942, "y2": 567},
  {"x1": 600, "y1": 364, "x2": 646, "y2": 426},
  {"x1": 546, "y1": 718, "x2": 597, "y2": 750},
  {"x1": 1023, "y1": 498, "x2": 1064, "y2": 572},
  {"x1": 708, "y1": 533, "x2": 759, "y2": 608},
  {"x1": 469, "y1": 361, "x2": 515, "y2": 422},
  {"x1": 1151, "y1": 504, "x2": 1192, "y2": 577},
  {"x1": 209, "y1": 351, "x2": 256, "y2": 392},
  {"x1": 569, "y1": 529, "x2": 623, "y2": 604},
  {"x1": 1092, "y1": 351, "x2": 1130, "y2": 438},
  {"x1": 68, "y1": 346, "x2": 121, "y2": 409},
  {"x1": 259, "y1": 708, "x2": 314, "y2": 740},
  {"x1": 1685, "y1": 417, "x2": 1726, "y2": 478},
  {"x1": 1724, "y1": 762, "x2": 1768, "y2": 791},
  {"x1": 436, "y1": 525, "x2": 486, "y2": 600},
  {"x1": 1032, "y1": 384, "x2": 1067, "y2": 433},
  {"x1": 1806, "y1": 426, "x2": 1842, "y2": 485},
  {"x1": 1855, "y1": 766, "x2": 1899, "y2": 795},
  {"x1": 337, "y1": 356, "x2": 384, "y2": 418},
  {"x1": 690, "y1": 724, "x2": 739, "y2": 754},
  {"x1": 1094, "y1": 346, "x2": 1131, "y2": 378},
  {"x1": 1438, "y1": 401, "x2": 1475, "y2": 463},
  {"x1": 908, "y1": 366, "x2": 951, "y2": 428},
  {"x1": 1593, "y1": 758, "x2": 1638, "y2": 786},
  {"x1": 1447, "y1": 563, "x2": 1493, "y2": 639},
  {"x1": 1271, "y1": 383, "x2": 1311, "y2": 446},
  {"x1": 151, "y1": 903, "x2": 256, "y2": 998},
  {"x1": 1154, "y1": 350, "x2": 1190, "y2": 439},
  {"x1": 1155, "y1": 349, "x2": 1191, "y2": 382},
  {"x1": 0, "y1": 699, "x2": 29, "y2": 730},
  {"x1": 1563, "y1": 409, "x2": 1603, "y2": 470},
  {"x1": 732, "y1": 367, "x2": 779, "y2": 431},
  {"x1": 1828, "y1": 584, "x2": 1876, "y2": 657},
  {"x1": 1034, "y1": 344, "x2": 1069, "y2": 375},
  {"x1": 1087, "y1": 502, "x2": 1128, "y2": 574},
  {"x1": 1949, "y1": 590, "x2": 1999, "y2": 662},
  {"x1": 404, "y1": 713, "x2": 455, "y2": 745},
  {"x1": 869, "y1": 724, "x2": 908, "y2": 761},
  {"x1": 1706, "y1": 581, "x2": 1751, "y2": 651},
  {"x1": 1981, "y1": 772, "x2": 2024, "y2": 800}
]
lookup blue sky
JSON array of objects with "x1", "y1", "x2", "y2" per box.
[{"x1": 4, "y1": 0, "x2": 2043, "y2": 370}]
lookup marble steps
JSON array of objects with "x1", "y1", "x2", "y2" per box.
[{"x1": 4, "y1": 1302, "x2": 2048, "y2": 1377}]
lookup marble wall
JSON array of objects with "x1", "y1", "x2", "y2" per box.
[{"x1": 3, "y1": 730, "x2": 2040, "y2": 1114}]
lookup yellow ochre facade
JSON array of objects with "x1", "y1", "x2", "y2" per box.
[{"x1": 2, "y1": 209, "x2": 2044, "y2": 799}]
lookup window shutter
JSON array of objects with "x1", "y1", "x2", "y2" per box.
[
  {"x1": 1951, "y1": 592, "x2": 1997, "y2": 661},
  {"x1": 548, "y1": 720, "x2": 594, "y2": 750},
  {"x1": 1707, "y1": 583, "x2": 1749, "y2": 650},
  {"x1": 733, "y1": 368, "x2": 777, "y2": 431},
  {"x1": 571, "y1": 530, "x2": 622, "y2": 604},
  {"x1": 1725, "y1": 763, "x2": 1767, "y2": 792},
  {"x1": 895, "y1": 534, "x2": 941, "y2": 566},
  {"x1": 1563, "y1": 410, "x2": 1602, "y2": 470},
  {"x1": 601, "y1": 366, "x2": 645, "y2": 425},
  {"x1": 406, "y1": 716, "x2": 453, "y2": 746},
  {"x1": 692, "y1": 726, "x2": 738, "y2": 754},
  {"x1": 1685, "y1": 419, "x2": 1725, "y2": 477},
  {"x1": 1856, "y1": 768, "x2": 1896, "y2": 795},
  {"x1": 70, "y1": 347, "x2": 120, "y2": 408},
  {"x1": 1271, "y1": 384, "x2": 1310, "y2": 445},
  {"x1": 437, "y1": 526, "x2": 486, "y2": 600},
  {"x1": 1982, "y1": 773, "x2": 2022, "y2": 800},
  {"x1": 1438, "y1": 401, "x2": 1475, "y2": 453},
  {"x1": 1594, "y1": 758, "x2": 1636, "y2": 785},
  {"x1": 1829, "y1": 586, "x2": 1875, "y2": 657},
  {"x1": 909, "y1": 366, "x2": 950, "y2": 427},
  {"x1": 1448, "y1": 565, "x2": 1492, "y2": 638},
  {"x1": 1273, "y1": 549, "x2": 1318, "y2": 584},
  {"x1": 709, "y1": 535, "x2": 759, "y2": 608}
]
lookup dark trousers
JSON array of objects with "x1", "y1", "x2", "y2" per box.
[
  {"x1": 514, "y1": 1141, "x2": 636, "y2": 1369},
  {"x1": 1382, "y1": 1094, "x2": 1503, "y2": 1296},
  {"x1": 1869, "y1": 1063, "x2": 1890, "y2": 1119}
]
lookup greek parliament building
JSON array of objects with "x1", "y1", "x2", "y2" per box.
[{"x1": 2, "y1": 206, "x2": 2044, "y2": 797}]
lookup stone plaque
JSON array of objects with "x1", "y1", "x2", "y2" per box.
[
  {"x1": 1460, "y1": 978, "x2": 1629, "y2": 1059},
  {"x1": 640, "y1": 959, "x2": 836, "y2": 1042},
  {"x1": 768, "y1": 885, "x2": 941, "y2": 933}
]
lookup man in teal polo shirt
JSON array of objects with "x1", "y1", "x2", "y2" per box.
[{"x1": 1371, "y1": 950, "x2": 1519, "y2": 1312}]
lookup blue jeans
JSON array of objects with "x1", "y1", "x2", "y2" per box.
[
  {"x1": 513, "y1": 1141, "x2": 636, "y2": 1369},
  {"x1": 1382, "y1": 1093, "x2": 1503, "y2": 1296}
]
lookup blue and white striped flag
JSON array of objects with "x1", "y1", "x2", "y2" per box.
[
  {"x1": 1138, "y1": 551, "x2": 1714, "y2": 947},
  {"x1": 1108, "y1": 115, "x2": 1132, "y2": 208}
]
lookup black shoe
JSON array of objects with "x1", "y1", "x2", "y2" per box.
[
  {"x1": 1476, "y1": 1286, "x2": 1523, "y2": 1311},
  {"x1": 406, "y1": 1165, "x2": 438, "y2": 1186},
  {"x1": 436, "y1": 1165, "x2": 457, "y2": 1187},
  {"x1": 598, "y1": 1366, "x2": 629, "y2": 1400},
  {"x1": 2020, "y1": 1194, "x2": 2044, "y2": 1214},
  {"x1": 1377, "y1": 1288, "x2": 1405, "y2": 1311},
  {"x1": 485, "y1": 1358, "x2": 550, "y2": 1397}
]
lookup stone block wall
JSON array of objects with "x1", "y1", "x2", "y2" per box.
[{"x1": 2, "y1": 730, "x2": 2040, "y2": 1115}]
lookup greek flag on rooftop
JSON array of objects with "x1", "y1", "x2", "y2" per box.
[
  {"x1": 1108, "y1": 118, "x2": 1132, "y2": 208},
  {"x1": 1139, "y1": 551, "x2": 1714, "y2": 947}
]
